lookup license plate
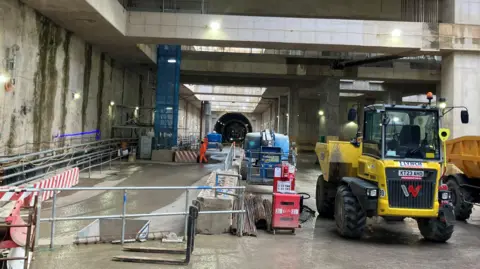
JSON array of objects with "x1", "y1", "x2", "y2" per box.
[{"x1": 398, "y1": 170, "x2": 424, "y2": 177}]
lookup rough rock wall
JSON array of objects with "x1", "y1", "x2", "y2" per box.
[{"x1": 0, "y1": 0, "x2": 152, "y2": 154}]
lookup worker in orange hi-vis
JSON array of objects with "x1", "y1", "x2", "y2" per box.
[{"x1": 199, "y1": 137, "x2": 209, "y2": 163}]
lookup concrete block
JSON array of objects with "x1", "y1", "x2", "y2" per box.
[
  {"x1": 196, "y1": 171, "x2": 239, "y2": 234},
  {"x1": 151, "y1": 150, "x2": 173, "y2": 162}
]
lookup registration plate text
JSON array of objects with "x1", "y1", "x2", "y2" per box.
[{"x1": 398, "y1": 170, "x2": 424, "y2": 177}]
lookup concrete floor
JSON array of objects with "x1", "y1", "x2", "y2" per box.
[
  {"x1": 31, "y1": 153, "x2": 480, "y2": 269},
  {"x1": 37, "y1": 161, "x2": 221, "y2": 246}
]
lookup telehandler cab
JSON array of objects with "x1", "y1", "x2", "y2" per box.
[{"x1": 315, "y1": 94, "x2": 469, "y2": 242}]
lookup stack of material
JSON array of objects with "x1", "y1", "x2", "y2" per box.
[
  {"x1": 231, "y1": 194, "x2": 256, "y2": 236},
  {"x1": 231, "y1": 194, "x2": 273, "y2": 236},
  {"x1": 263, "y1": 199, "x2": 272, "y2": 231},
  {"x1": 253, "y1": 196, "x2": 267, "y2": 229}
]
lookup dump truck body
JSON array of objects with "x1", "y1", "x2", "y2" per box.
[
  {"x1": 445, "y1": 136, "x2": 480, "y2": 179},
  {"x1": 315, "y1": 141, "x2": 361, "y2": 183},
  {"x1": 444, "y1": 136, "x2": 480, "y2": 220}
]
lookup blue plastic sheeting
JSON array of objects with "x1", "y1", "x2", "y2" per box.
[{"x1": 154, "y1": 45, "x2": 181, "y2": 149}]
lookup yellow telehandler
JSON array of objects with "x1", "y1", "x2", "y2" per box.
[{"x1": 315, "y1": 94, "x2": 469, "y2": 242}]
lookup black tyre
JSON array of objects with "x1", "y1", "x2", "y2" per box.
[
  {"x1": 315, "y1": 175, "x2": 335, "y2": 218},
  {"x1": 334, "y1": 185, "x2": 366, "y2": 239},
  {"x1": 384, "y1": 217, "x2": 406, "y2": 222},
  {"x1": 417, "y1": 218, "x2": 454, "y2": 242},
  {"x1": 447, "y1": 177, "x2": 473, "y2": 221},
  {"x1": 240, "y1": 162, "x2": 248, "y2": 181}
]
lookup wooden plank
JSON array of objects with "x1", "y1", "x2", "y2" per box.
[
  {"x1": 112, "y1": 255, "x2": 186, "y2": 265},
  {"x1": 123, "y1": 246, "x2": 186, "y2": 254}
]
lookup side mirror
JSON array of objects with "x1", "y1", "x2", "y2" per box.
[
  {"x1": 461, "y1": 110, "x2": 469, "y2": 124},
  {"x1": 347, "y1": 108, "x2": 357, "y2": 122}
]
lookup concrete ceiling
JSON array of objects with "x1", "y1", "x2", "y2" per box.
[
  {"x1": 21, "y1": 0, "x2": 154, "y2": 65},
  {"x1": 22, "y1": 0, "x2": 441, "y2": 115}
]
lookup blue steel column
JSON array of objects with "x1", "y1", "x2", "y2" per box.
[{"x1": 155, "y1": 45, "x2": 181, "y2": 149}]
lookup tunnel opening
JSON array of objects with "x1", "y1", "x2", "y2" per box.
[{"x1": 214, "y1": 113, "x2": 253, "y2": 143}]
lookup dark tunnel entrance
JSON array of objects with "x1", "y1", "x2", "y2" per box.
[{"x1": 214, "y1": 113, "x2": 253, "y2": 143}]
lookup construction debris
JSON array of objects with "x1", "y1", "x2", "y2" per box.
[{"x1": 231, "y1": 194, "x2": 274, "y2": 236}]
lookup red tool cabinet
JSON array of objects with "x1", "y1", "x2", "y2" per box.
[{"x1": 271, "y1": 192, "x2": 300, "y2": 234}]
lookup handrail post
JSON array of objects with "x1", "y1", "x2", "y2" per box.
[
  {"x1": 215, "y1": 174, "x2": 219, "y2": 197},
  {"x1": 50, "y1": 191, "x2": 57, "y2": 249},
  {"x1": 238, "y1": 189, "x2": 244, "y2": 237},
  {"x1": 34, "y1": 191, "x2": 43, "y2": 249},
  {"x1": 183, "y1": 189, "x2": 189, "y2": 239},
  {"x1": 121, "y1": 189, "x2": 127, "y2": 244},
  {"x1": 88, "y1": 157, "x2": 92, "y2": 178}
]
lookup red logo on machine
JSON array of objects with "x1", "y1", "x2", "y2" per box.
[{"x1": 401, "y1": 185, "x2": 422, "y2": 198}]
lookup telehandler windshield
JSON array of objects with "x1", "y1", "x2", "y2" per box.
[{"x1": 363, "y1": 107, "x2": 440, "y2": 160}]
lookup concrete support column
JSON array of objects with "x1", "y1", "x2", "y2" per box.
[
  {"x1": 203, "y1": 101, "x2": 211, "y2": 137},
  {"x1": 383, "y1": 90, "x2": 403, "y2": 105},
  {"x1": 442, "y1": 0, "x2": 480, "y2": 25},
  {"x1": 277, "y1": 95, "x2": 288, "y2": 134},
  {"x1": 289, "y1": 88, "x2": 300, "y2": 141},
  {"x1": 357, "y1": 97, "x2": 366, "y2": 135},
  {"x1": 441, "y1": 52, "x2": 480, "y2": 138},
  {"x1": 318, "y1": 78, "x2": 340, "y2": 141},
  {"x1": 271, "y1": 99, "x2": 277, "y2": 132}
]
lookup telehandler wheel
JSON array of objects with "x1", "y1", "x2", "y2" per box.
[
  {"x1": 417, "y1": 218, "x2": 454, "y2": 243},
  {"x1": 447, "y1": 178, "x2": 473, "y2": 221},
  {"x1": 315, "y1": 175, "x2": 335, "y2": 218},
  {"x1": 334, "y1": 185, "x2": 366, "y2": 239},
  {"x1": 240, "y1": 164, "x2": 247, "y2": 181}
]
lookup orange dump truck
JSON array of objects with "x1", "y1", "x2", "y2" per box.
[{"x1": 444, "y1": 136, "x2": 480, "y2": 220}]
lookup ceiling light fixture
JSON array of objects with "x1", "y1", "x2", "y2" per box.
[
  {"x1": 209, "y1": 21, "x2": 221, "y2": 30},
  {"x1": 391, "y1": 29, "x2": 402, "y2": 37},
  {"x1": 0, "y1": 73, "x2": 10, "y2": 83}
]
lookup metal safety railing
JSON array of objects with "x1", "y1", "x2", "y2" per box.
[
  {"x1": 177, "y1": 133, "x2": 200, "y2": 151},
  {"x1": 244, "y1": 150, "x2": 291, "y2": 185},
  {"x1": 223, "y1": 143, "x2": 236, "y2": 171},
  {"x1": 0, "y1": 138, "x2": 137, "y2": 186},
  {"x1": 24, "y1": 185, "x2": 245, "y2": 249}
]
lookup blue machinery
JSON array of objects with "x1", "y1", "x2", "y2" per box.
[
  {"x1": 241, "y1": 130, "x2": 290, "y2": 185},
  {"x1": 154, "y1": 45, "x2": 181, "y2": 149}
]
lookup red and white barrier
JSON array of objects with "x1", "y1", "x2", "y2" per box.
[
  {"x1": 30, "y1": 167, "x2": 79, "y2": 202},
  {"x1": 0, "y1": 190, "x2": 33, "y2": 202},
  {"x1": 174, "y1": 151, "x2": 198, "y2": 163},
  {"x1": 0, "y1": 167, "x2": 80, "y2": 203}
]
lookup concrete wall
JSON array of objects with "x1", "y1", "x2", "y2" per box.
[
  {"x1": 0, "y1": 0, "x2": 153, "y2": 154},
  {"x1": 260, "y1": 104, "x2": 277, "y2": 131},
  {"x1": 178, "y1": 99, "x2": 201, "y2": 137}
]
